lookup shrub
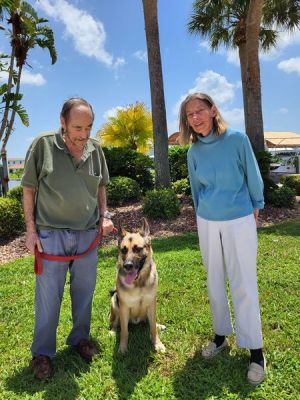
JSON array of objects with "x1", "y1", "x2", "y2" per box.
[
  {"x1": 142, "y1": 188, "x2": 180, "y2": 219},
  {"x1": 267, "y1": 186, "x2": 296, "y2": 208},
  {"x1": 256, "y1": 151, "x2": 272, "y2": 179},
  {"x1": 106, "y1": 176, "x2": 141, "y2": 206},
  {"x1": 172, "y1": 178, "x2": 191, "y2": 196},
  {"x1": 168, "y1": 145, "x2": 189, "y2": 182},
  {"x1": 0, "y1": 197, "x2": 25, "y2": 239},
  {"x1": 102, "y1": 146, "x2": 154, "y2": 192},
  {"x1": 280, "y1": 174, "x2": 300, "y2": 195},
  {"x1": 7, "y1": 185, "x2": 23, "y2": 203},
  {"x1": 263, "y1": 176, "x2": 278, "y2": 204}
]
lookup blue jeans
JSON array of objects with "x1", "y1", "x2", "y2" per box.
[{"x1": 31, "y1": 229, "x2": 98, "y2": 359}]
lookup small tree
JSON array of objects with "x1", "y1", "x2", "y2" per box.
[
  {"x1": 0, "y1": 0, "x2": 57, "y2": 195},
  {"x1": 97, "y1": 102, "x2": 153, "y2": 154}
]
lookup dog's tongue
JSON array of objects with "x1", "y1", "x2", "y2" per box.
[{"x1": 125, "y1": 271, "x2": 137, "y2": 284}]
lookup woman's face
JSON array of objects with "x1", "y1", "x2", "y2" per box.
[{"x1": 186, "y1": 99, "x2": 216, "y2": 136}]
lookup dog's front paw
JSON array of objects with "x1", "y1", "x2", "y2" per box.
[
  {"x1": 118, "y1": 343, "x2": 128, "y2": 354},
  {"x1": 154, "y1": 341, "x2": 166, "y2": 353},
  {"x1": 109, "y1": 329, "x2": 117, "y2": 337},
  {"x1": 157, "y1": 324, "x2": 166, "y2": 331}
]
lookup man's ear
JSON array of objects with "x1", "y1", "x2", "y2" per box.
[{"x1": 60, "y1": 116, "x2": 66, "y2": 131}]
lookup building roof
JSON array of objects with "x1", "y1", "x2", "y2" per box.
[
  {"x1": 168, "y1": 132, "x2": 180, "y2": 145},
  {"x1": 168, "y1": 131, "x2": 300, "y2": 148},
  {"x1": 264, "y1": 131, "x2": 300, "y2": 148}
]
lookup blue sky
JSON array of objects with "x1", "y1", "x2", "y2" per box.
[{"x1": 1, "y1": 0, "x2": 300, "y2": 158}]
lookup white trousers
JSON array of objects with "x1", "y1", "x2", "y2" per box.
[{"x1": 197, "y1": 214, "x2": 263, "y2": 349}]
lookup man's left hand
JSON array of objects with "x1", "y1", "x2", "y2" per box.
[{"x1": 101, "y1": 218, "x2": 114, "y2": 236}]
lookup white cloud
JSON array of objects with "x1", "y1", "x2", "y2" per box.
[
  {"x1": 173, "y1": 70, "x2": 235, "y2": 116},
  {"x1": 278, "y1": 57, "x2": 300, "y2": 75},
  {"x1": 172, "y1": 70, "x2": 244, "y2": 130},
  {"x1": 193, "y1": 70, "x2": 235, "y2": 105},
  {"x1": 198, "y1": 40, "x2": 212, "y2": 52},
  {"x1": 133, "y1": 50, "x2": 147, "y2": 62},
  {"x1": 227, "y1": 49, "x2": 240, "y2": 66},
  {"x1": 260, "y1": 30, "x2": 300, "y2": 61},
  {"x1": 279, "y1": 107, "x2": 288, "y2": 115},
  {"x1": 103, "y1": 106, "x2": 125, "y2": 121},
  {"x1": 0, "y1": 69, "x2": 46, "y2": 85},
  {"x1": 21, "y1": 70, "x2": 46, "y2": 85},
  {"x1": 221, "y1": 107, "x2": 244, "y2": 127},
  {"x1": 36, "y1": 0, "x2": 124, "y2": 68}
]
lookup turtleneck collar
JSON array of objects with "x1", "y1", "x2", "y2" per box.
[{"x1": 196, "y1": 129, "x2": 224, "y2": 144}]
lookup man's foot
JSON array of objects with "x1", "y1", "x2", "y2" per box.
[
  {"x1": 30, "y1": 355, "x2": 53, "y2": 380},
  {"x1": 74, "y1": 339, "x2": 99, "y2": 363},
  {"x1": 202, "y1": 339, "x2": 229, "y2": 359},
  {"x1": 247, "y1": 357, "x2": 266, "y2": 385}
]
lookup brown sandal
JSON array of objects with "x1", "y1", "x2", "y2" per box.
[
  {"x1": 74, "y1": 339, "x2": 98, "y2": 363},
  {"x1": 30, "y1": 355, "x2": 53, "y2": 380}
]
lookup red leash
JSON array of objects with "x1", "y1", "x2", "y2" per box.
[{"x1": 34, "y1": 227, "x2": 118, "y2": 275}]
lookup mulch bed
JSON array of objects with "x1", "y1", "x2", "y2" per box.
[{"x1": 1, "y1": 196, "x2": 299, "y2": 265}]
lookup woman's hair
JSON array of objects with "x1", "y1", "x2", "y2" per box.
[
  {"x1": 60, "y1": 97, "x2": 94, "y2": 124},
  {"x1": 178, "y1": 93, "x2": 228, "y2": 144}
]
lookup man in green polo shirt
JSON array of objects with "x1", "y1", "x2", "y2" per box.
[{"x1": 22, "y1": 97, "x2": 114, "y2": 380}]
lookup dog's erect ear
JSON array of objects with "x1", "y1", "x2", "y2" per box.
[
  {"x1": 139, "y1": 218, "x2": 151, "y2": 242},
  {"x1": 118, "y1": 220, "x2": 127, "y2": 239}
]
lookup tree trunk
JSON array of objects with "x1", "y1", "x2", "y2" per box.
[
  {"x1": 238, "y1": 43, "x2": 251, "y2": 136},
  {"x1": 142, "y1": 0, "x2": 171, "y2": 187},
  {"x1": 1, "y1": 64, "x2": 23, "y2": 195},
  {"x1": 0, "y1": 149, "x2": 9, "y2": 195},
  {"x1": 245, "y1": 0, "x2": 265, "y2": 153},
  {"x1": 0, "y1": 47, "x2": 15, "y2": 143}
]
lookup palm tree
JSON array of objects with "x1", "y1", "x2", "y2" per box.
[
  {"x1": 0, "y1": 0, "x2": 56, "y2": 194},
  {"x1": 97, "y1": 102, "x2": 153, "y2": 154},
  {"x1": 188, "y1": 0, "x2": 300, "y2": 153},
  {"x1": 245, "y1": 0, "x2": 264, "y2": 152},
  {"x1": 142, "y1": 0, "x2": 171, "y2": 187}
]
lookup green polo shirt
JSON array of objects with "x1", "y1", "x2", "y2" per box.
[{"x1": 21, "y1": 130, "x2": 109, "y2": 230}]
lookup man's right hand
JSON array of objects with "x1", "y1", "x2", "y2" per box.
[{"x1": 26, "y1": 231, "x2": 43, "y2": 255}]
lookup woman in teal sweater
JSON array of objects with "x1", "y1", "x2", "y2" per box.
[{"x1": 178, "y1": 93, "x2": 266, "y2": 385}]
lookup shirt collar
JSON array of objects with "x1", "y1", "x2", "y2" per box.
[{"x1": 53, "y1": 128, "x2": 96, "y2": 158}]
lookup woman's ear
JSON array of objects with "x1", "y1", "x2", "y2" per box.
[{"x1": 210, "y1": 105, "x2": 217, "y2": 117}]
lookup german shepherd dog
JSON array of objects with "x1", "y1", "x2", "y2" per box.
[{"x1": 109, "y1": 218, "x2": 165, "y2": 354}]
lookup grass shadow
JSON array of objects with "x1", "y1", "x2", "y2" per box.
[
  {"x1": 111, "y1": 322, "x2": 155, "y2": 400},
  {"x1": 173, "y1": 348, "x2": 258, "y2": 400},
  {"x1": 152, "y1": 233, "x2": 199, "y2": 253},
  {"x1": 5, "y1": 346, "x2": 92, "y2": 400},
  {"x1": 258, "y1": 218, "x2": 300, "y2": 237}
]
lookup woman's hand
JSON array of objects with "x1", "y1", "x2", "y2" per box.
[{"x1": 253, "y1": 208, "x2": 260, "y2": 226}]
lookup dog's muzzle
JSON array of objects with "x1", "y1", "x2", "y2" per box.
[{"x1": 123, "y1": 260, "x2": 134, "y2": 271}]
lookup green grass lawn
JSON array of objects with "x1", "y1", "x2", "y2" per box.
[{"x1": 0, "y1": 219, "x2": 299, "y2": 400}]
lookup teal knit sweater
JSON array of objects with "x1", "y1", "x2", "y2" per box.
[{"x1": 187, "y1": 128, "x2": 264, "y2": 221}]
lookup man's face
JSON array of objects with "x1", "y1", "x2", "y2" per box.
[{"x1": 61, "y1": 105, "x2": 94, "y2": 150}]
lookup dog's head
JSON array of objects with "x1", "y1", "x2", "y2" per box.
[{"x1": 117, "y1": 218, "x2": 152, "y2": 285}]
